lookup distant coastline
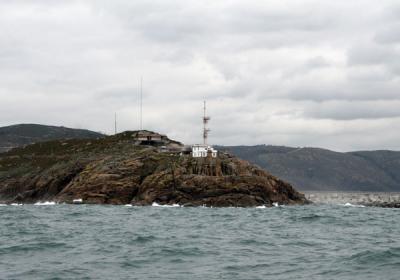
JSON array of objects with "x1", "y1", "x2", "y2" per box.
[
  {"x1": 304, "y1": 191, "x2": 400, "y2": 208},
  {"x1": 2, "y1": 123, "x2": 400, "y2": 195},
  {"x1": 219, "y1": 145, "x2": 400, "y2": 192}
]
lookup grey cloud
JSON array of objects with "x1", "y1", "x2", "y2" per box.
[
  {"x1": 96, "y1": 87, "x2": 139, "y2": 102},
  {"x1": 0, "y1": 0, "x2": 400, "y2": 151},
  {"x1": 282, "y1": 56, "x2": 331, "y2": 78},
  {"x1": 347, "y1": 44, "x2": 400, "y2": 76},
  {"x1": 348, "y1": 45, "x2": 398, "y2": 65},
  {"x1": 375, "y1": 24, "x2": 400, "y2": 44},
  {"x1": 223, "y1": 5, "x2": 334, "y2": 34},
  {"x1": 305, "y1": 56, "x2": 330, "y2": 68},
  {"x1": 288, "y1": 83, "x2": 400, "y2": 102},
  {"x1": 304, "y1": 101, "x2": 400, "y2": 120},
  {"x1": 100, "y1": 0, "x2": 337, "y2": 50}
]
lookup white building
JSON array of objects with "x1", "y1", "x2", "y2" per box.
[{"x1": 192, "y1": 144, "x2": 218, "y2": 158}]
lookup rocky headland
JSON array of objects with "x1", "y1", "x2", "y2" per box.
[{"x1": 0, "y1": 131, "x2": 308, "y2": 207}]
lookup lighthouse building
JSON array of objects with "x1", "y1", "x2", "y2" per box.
[{"x1": 192, "y1": 144, "x2": 218, "y2": 158}]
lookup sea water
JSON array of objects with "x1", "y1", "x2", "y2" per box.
[{"x1": 0, "y1": 204, "x2": 399, "y2": 280}]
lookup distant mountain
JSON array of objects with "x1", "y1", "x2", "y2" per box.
[
  {"x1": 217, "y1": 145, "x2": 400, "y2": 192},
  {"x1": 0, "y1": 124, "x2": 104, "y2": 153}
]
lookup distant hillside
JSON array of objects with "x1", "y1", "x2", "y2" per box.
[
  {"x1": 217, "y1": 145, "x2": 400, "y2": 192},
  {"x1": 0, "y1": 124, "x2": 104, "y2": 153}
]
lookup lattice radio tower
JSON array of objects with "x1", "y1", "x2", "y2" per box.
[{"x1": 203, "y1": 101, "x2": 211, "y2": 145}]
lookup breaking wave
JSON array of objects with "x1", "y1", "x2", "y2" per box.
[
  {"x1": 151, "y1": 202, "x2": 181, "y2": 207},
  {"x1": 34, "y1": 201, "x2": 57, "y2": 206},
  {"x1": 340, "y1": 202, "x2": 366, "y2": 208}
]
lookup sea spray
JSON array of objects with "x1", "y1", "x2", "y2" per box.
[
  {"x1": 151, "y1": 202, "x2": 181, "y2": 207},
  {"x1": 34, "y1": 201, "x2": 56, "y2": 206}
]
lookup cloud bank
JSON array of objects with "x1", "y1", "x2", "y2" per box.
[{"x1": 0, "y1": 0, "x2": 399, "y2": 151}]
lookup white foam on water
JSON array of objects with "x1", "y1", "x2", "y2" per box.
[
  {"x1": 340, "y1": 202, "x2": 365, "y2": 208},
  {"x1": 152, "y1": 202, "x2": 181, "y2": 207},
  {"x1": 124, "y1": 204, "x2": 133, "y2": 207},
  {"x1": 11, "y1": 203, "x2": 23, "y2": 206},
  {"x1": 273, "y1": 202, "x2": 279, "y2": 207},
  {"x1": 34, "y1": 201, "x2": 56, "y2": 206},
  {"x1": 256, "y1": 205, "x2": 267, "y2": 209},
  {"x1": 72, "y1": 199, "x2": 83, "y2": 204}
]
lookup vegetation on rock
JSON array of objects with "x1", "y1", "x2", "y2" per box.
[{"x1": 0, "y1": 132, "x2": 308, "y2": 207}]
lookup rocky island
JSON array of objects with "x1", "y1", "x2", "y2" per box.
[{"x1": 0, "y1": 131, "x2": 308, "y2": 207}]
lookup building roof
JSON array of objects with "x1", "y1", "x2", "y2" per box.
[
  {"x1": 134, "y1": 131, "x2": 168, "y2": 139},
  {"x1": 192, "y1": 144, "x2": 210, "y2": 147}
]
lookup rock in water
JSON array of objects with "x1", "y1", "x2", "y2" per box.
[{"x1": 0, "y1": 131, "x2": 309, "y2": 207}]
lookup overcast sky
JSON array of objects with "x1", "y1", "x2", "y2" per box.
[{"x1": 1, "y1": 0, "x2": 399, "y2": 151}]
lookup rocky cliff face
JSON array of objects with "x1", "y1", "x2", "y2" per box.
[{"x1": 0, "y1": 132, "x2": 308, "y2": 207}]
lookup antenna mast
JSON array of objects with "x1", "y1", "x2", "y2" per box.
[
  {"x1": 114, "y1": 112, "x2": 117, "y2": 135},
  {"x1": 203, "y1": 101, "x2": 210, "y2": 145},
  {"x1": 140, "y1": 77, "x2": 143, "y2": 130}
]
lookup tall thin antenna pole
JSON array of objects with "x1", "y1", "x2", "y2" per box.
[
  {"x1": 203, "y1": 101, "x2": 206, "y2": 144},
  {"x1": 140, "y1": 76, "x2": 143, "y2": 130},
  {"x1": 137, "y1": 78, "x2": 140, "y2": 131},
  {"x1": 114, "y1": 112, "x2": 117, "y2": 135}
]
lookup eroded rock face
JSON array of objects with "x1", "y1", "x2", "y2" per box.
[
  {"x1": 132, "y1": 155, "x2": 307, "y2": 207},
  {"x1": 0, "y1": 132, "x2": 309, "y2": 207}
]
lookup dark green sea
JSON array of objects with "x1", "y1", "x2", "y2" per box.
[{"x1": 0, "y1": 203, "x2": 399, "y2": 280}]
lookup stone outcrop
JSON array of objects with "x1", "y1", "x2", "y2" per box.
[{"x1": 0, "y1": 131, "x2": 308, "y2": 207}]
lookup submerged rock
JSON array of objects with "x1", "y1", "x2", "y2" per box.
[{"x1": 0, "y1": 131, "x2": 308, "y2": 207}]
